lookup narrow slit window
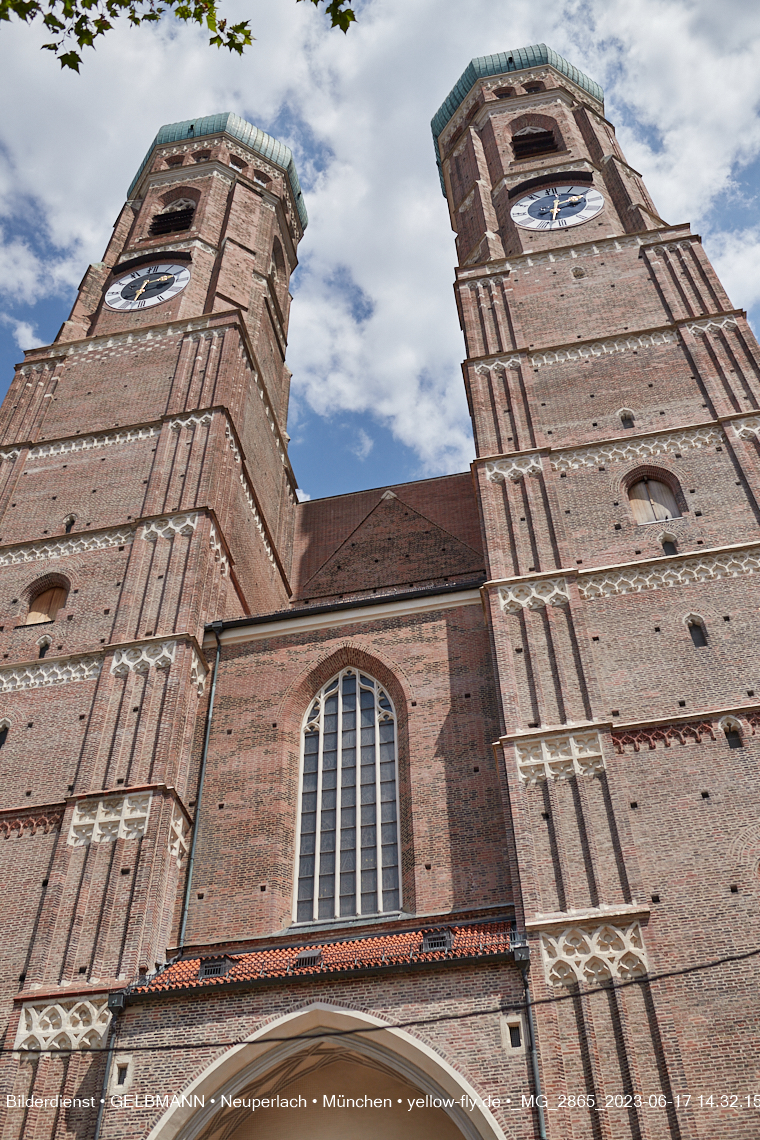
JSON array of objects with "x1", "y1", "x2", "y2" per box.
[
  {"x1": 628, "y1": 478, "x2": 680, "y2": 524},
  {"x1": 662, "y1": 539, "x2": 677, "y2": 556},
  {"x1": 724, "y1": 725, "x2": 743, "y2": 749},
  {"x1": 688, "y1": 621, "x2": 707, "y2": 648},
  {"x1": 0, "y1": 724, "x2": 8, "y2": 749},
  {"x1": 296, "y1": 669, "x2": 400, "y2": 923},
  {"x1": 26, "y1": 587, "x2": 67, "y2": 625}
]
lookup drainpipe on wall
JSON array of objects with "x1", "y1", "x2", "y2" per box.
[
  {"x1": 178, "y1": 621, "x2": 223, "y2": 951},
  {"x1": 519, "y1": 956, "x2": 548, "y2": 1140},
  {"x1": 92, "y1": 993, "x2": 125, "y2": 1140}
]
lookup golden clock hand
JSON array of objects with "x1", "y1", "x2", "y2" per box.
[
  {"x1": 551, "y1": 198, "x2": 561, "y2": 221},
  {"x1": 134, "y1": 278, "x2": 150, "y2": 300}
]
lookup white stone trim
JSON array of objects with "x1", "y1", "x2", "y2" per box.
[
  {"x1": 209, "y1": 588, "x2": 483, "y2": 648},
  {"x1": 733, "y1": 415, "x2": 760, "y2": 442},
  {"x1": 529, "y1": 329, "x2": 676, "y2": 368},
  {"x1": 0, "y1": 448, "x2": 20, "y2": 462},
  {"x1": 142, "y1": 513, "x2": 198, "y2": 541},
  {"x1": 497, "y1": 577, "x2": 569, "y2": 613},
  {"x1": 14, "y1": 996, "x2": 111, "y2": 1051},
  {"x1": 486, "y1": 454, "x2": 544, "y2": 482},
  {"x1": 169, "y1": 411, "x2": 213, "y2": 432},
  {"x1": 0, "y1": 526, "x2": 134, "y2": 567},
  {"x1": 551, "y1": 423, "x2": 723, "y2": 471},
  {"x1": 513, "y1": 728, "x2": 605, "y2": 785},
  {"x1": 686, "y1": 315, "x2": 739, "y2": 336},
  {"x1": 208, "y1": 522, "x2": 229, "y2": 577},
  {"x1": 579, "y1": 546, "x2": 760, "y2": 600},
  {"x1": 190, "y1": 645, "x2": 208, "y2": 695},
  {"x1": 111, "y1": 640, "x2": 177, "y2": 676},
  {"x1": 68, "y1": 792, "x2": 152, "y2": 846},
  {"x1": 474, "y1": 356, "x2": 522, "y2": 372},
  {"x1": 0, "y1": 654, "x2": 102, "y2": 694},
  {"x1": 30, "y1": 424, "x2": 160, "y2": 459},
  {"x1": 539, "y1": 920, "x2": 648, "y2": 988},
  {"x1": 168, "y1": 803, "x2": 191, "y2": 866}
]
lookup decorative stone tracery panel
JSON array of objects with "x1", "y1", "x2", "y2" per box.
[
  {"x1": 733, "y1": 416, "x2": 760, "y2": 442},
  {"x1": 168, "y1": 803, "x2": 190, "y2": 866},
  {"x1": 486, "y1": 455, "x2": 544, "y2": 482},
  {"x1": 111, "y1": 639, "x2": 177, "y2": 676},
  {"x1": 169, "y1": 412, "x2": 213, "y2": 432},
  {"x1": 0, "y1": 654, "x2": 102, "y2": 694},
  {"x1": 514, "y1": 728, "x2": 605, "y2": 784},
  {"x1": 14, "y1": 996, "x2": 111, "y2": 1051},
  {"x1": 68, "y1": 793, "x2": 151, "y2": 846},
  {"x1": 539, "y1": 921, "x2": 648, "y2": 987},
  {"x1": 552, "y1": 424, "x2": 723, "y2": 472},
  {"x1": 209, "y1": 521, "x2": 230, "y2": 576},
  {"x1": 497, "y1": 577, "x2": 570, "y2": 613},
  {"x1": 189, "y1": 646, "x2": 208, "y2": 695},
  {"x1": 579, "y1": 546, "x2": 760, "y2": 600},
  {"x1": 474, "y1": 356, "x2": 522, "y2": 373},
  {"x1": 142, "y1": 513, "x2": 198, "y2": 541}
]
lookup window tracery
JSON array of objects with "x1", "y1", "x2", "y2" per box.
[{"x1": 296, "y1": 668, "x2": 400, "y2": 922}]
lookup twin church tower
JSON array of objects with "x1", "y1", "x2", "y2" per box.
[{"x1": 0, "y1": 45, "x2": 757, "y2": 1140}]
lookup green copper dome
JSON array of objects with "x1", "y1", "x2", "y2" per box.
[
  {"x1": 431, "y1": 44, "x2": 604, "y2": 192},
  {"x1": 128, "y1": 112, "x2": 308, "y2": 230}
]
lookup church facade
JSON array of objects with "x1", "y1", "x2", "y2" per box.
[{"x1": 0, "y1": 43, "x2": 758, "y2": 1140}]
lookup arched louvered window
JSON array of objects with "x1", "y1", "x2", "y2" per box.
[
  {"x1": 296, "y1": 668, "x2": 400, "y2": 923},
  {"x1": 628, "y1": 477, "x2": 681, "y2": 524},
  {"x1": 26, "y1": 587, "x2": 67, "y2": 625}
]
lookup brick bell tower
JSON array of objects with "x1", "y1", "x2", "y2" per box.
[
  {"x1": 434, "y1": 44, "x2": 760, "y2": 1139},
  {"x1": 0, "y1": 114, "x2": 302, "y2": 1111}
]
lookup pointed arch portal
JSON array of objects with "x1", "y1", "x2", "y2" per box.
[{"x1": 145, "y1": 1003, "x2": 510, "y2": 1140}]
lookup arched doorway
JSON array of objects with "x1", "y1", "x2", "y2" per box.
[{"x1": 146, "y1": 1003, "x2": 509, "y2": 1140}]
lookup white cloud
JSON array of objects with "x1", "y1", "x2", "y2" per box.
[
  {"x1": 349, "y1": 428, "x2": 374, "y2": 460},
  {"x1": 0, "y1": 314, "x2": 44, "y2": 350},
  {"x1": 2, "y1": 0, "x2": 760, "y2": 478}
]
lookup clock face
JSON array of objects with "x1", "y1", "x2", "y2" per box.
[
  {"x1": 510, "y1": 184, "x2": 605, "y2": 231},
  {"x1": 104, "y1": 262, "x2": 191, "y2": 311}
]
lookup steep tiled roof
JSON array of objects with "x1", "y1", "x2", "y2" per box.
[{"x1": 134, "y1": 919, "x2": 517, "y2": 996}]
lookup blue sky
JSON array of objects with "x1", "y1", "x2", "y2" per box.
[{"x1": 1, "y1": 0, "x2": 760, "y2": 500}]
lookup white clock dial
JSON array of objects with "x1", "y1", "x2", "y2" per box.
[
  {"x1": 510, "y1": 184, "x2": 605, "y2": 231},
  {"x1": 104, "y1": 262, "x2": 191, "y2": 311}
]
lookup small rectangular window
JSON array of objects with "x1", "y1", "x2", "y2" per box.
[
  {"x1": 117, "y1": 1066, "x2": 128, "y2": 1086},
  {"x1": 509, "y1": 1024, "x2": 522, "y2": 1048}
]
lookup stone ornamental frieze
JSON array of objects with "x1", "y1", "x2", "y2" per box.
[
  {"x1": 579, "y1": 545, "x2": 760, "y2": 601},
  {"x1": 539, "y1": 921, "x2": 649, "y2": 987},
  {"x1": 474, "y1": 356, "x2": 522, "y2": 373},
  {"x1": 513, "y1": 728, "x2": 605, "y2": 784},
  {"x1": 529, "y1": 329, "x2": 676, "y2": 369},
  {"x1": 142, "y1": 513, "x2": 198, "y2": 542},
  {"x1": 459, "y1": 232, "x2": 673, "y2": 279},
  {"x1": 686, "y1": 315, "x2": 740, "y2": 336},
  {"x1": 29, "y1": 424, "x2": 160, "y2": 459},
  {"x1": 0, "y1": 653, "x2": 102, "y2": 694},
  {"x1": 209, "y1": 521, "x2": 230, "y2": 577},
  {"x1": 14, "y1": 996, "x2": 111, "y2": 1052},
  {"x1": 111, "y1": 640, "x2": 177, "y2": 676},
  {"x1": 190, "y1": 645, "x2": 208, "y2": 695},
  {"x1": 0, "y1": 526, "x2": 135, "y2": 568},
  {"x1": 486, "y1": 455, "x2": 544, "y2": 482},
  {"x1": 68, "y1": 792, "x2": 152, "y2": 846},
  {"x1": 613, "y1": 720, "x2": 716, "y2": 754},
  {"x1": 733, "y1": 415, "x2": 760, "y2": 441},
  {"x1": 0, "y1": 448, "x2": 20, "y2": 463},
  {"x1": 497, "y1": 576, "x2": 570, "y2": 613},
  {"x1": 0, "y1": 808, "x2": 64, "y2": 838},
  {"x1": 551, "y1": 423, "x2": 723, "y2": 472},
  {"x1": 169, "y1": 411, "x2": 214, "y2": 432}
]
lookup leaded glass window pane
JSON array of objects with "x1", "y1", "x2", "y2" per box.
[{"x1": 295, "y1": 668, "x2": 401, "y2": 922}]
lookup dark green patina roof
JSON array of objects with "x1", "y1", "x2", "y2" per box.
[
  {"x1": 431, "y1": 44, "x2": 603, "y2": 192},
  {"x1": 127, "y1": 112, "x2": 307, "y2": 229}
]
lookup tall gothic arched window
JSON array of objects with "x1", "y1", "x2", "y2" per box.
[{"x1": 296, "y1": 668, "x2": 400, "y2": 923}]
